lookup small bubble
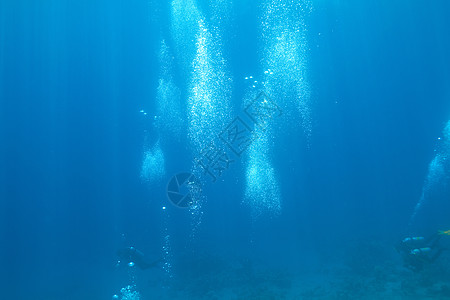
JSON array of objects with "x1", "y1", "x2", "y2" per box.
[
  {"x1": 245, "y1": 77, "x2": 249, "y2": 80},
  {"x1": 162, "y1": 206, "x2": 166, "y2": 210},
  {"x1": 249, "y1": 76, "x2": 253, "y2": 79},
  {"x1": 128, "y1": 262, "x2": 135, "y2": 267}
]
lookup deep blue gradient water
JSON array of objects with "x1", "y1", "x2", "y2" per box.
[{"x1": 1, "y1": 1, "x2": 450, "y2": 299}]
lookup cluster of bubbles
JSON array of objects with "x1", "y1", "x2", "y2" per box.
[
  {"x1": 188, "y1": 179, "x2": 206, "y2": 240},
  {"x1": 440, "y1": 120, "x2": 450, "y2": 159},
  {"x1": 171, "y1": 0, "x2": 232, "y2": 155},
  {"x1": 112, "y1": 285, "x2": 141, "y2": 300},
  {"x1": 244, "y1": 130, "x2": 281, "y2": 219},
  {"x1": 245, "y1": 75, "x2": 268, "y2": 89},
  {"x1": 162, "y1": 233, "x2": 173, "y2": 279},
  {"x1": 241, "y1": 0, "x2": 312, "y2": 219},
  {"x1": 410, "y1": 120, "x2": 450, "y2": 226},
  {"x1": 161, "y1": 206, "x2": 173, "y2": 283},
  {"x1": 240, "y1": 79, "x2": 281, "y2": 218},
  {"x1": 260, "y1": 0, "x2": 313, "y2": 138},
  {"x1": 155, "y1": 40, "x2": 183, "y2": 137},
  {"x1": 209, "y1": 0, "x2": 233, "y2": 32},
  {"x1": 170, "y1": 0, "x2": 232, "y2": 235},
  {"x1": 140, "y1": 140, "x2": 165, "y2": 183},
  {"x1": 140, "y1": 40, "x2": 182, "y2": 184},
  {"x1": 170, "y1": 0, "x2": 203, "y2": 73},
  {"x1": 187, "y1": 18, "x2": 232, "y2": 153}
]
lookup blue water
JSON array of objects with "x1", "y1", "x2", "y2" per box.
[{"x1": 1, "y1": 1, "x2": 450, "y2": 299}]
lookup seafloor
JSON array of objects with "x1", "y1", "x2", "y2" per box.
[{"x1": 121, "y1": 240, "x2": 450, "y2": 300}]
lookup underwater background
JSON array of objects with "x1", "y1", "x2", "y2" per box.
[{"x1": 1, "y1": 0, "x2": 450, "y2": 299}]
